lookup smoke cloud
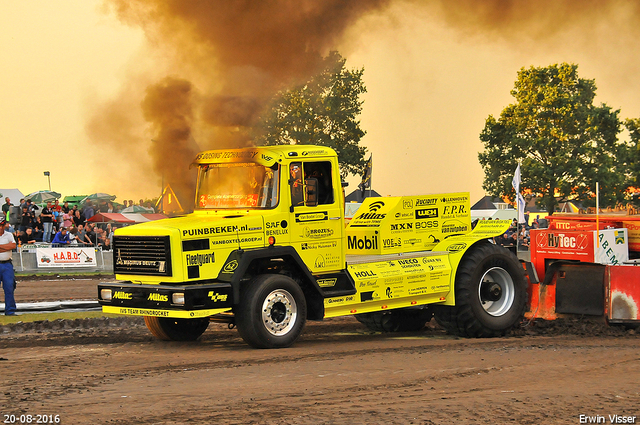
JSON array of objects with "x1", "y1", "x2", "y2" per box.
[
  {"x1": 87, "y1": 0, "x2": 391, "y2": 209},
  {"x1": 86, "y1": 0, "x2": 640, "y2": 208}
]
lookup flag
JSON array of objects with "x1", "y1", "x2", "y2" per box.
[
  {"x1": 517, "y1": 193, "x2": 526, "y2": 224},
  {"x1": 512, "y1": 164, "x2": 521, "y2": 194},
  {"x1": 359, "y1": 155, "x2": 372, "y2": 194}
]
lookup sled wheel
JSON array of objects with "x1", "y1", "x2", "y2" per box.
[
  {"x1": 356, "y1": 308, "x2": 433, "y2": 332},
  {"x1": 433, "y1": 242, "x2": 526, "y2": 337},
  {"x1": 235, "y1": 274, "x2": 307, "y2": 349},
  {"x1": 144, "y1": 316, "x2": 209, "y2": 341}
]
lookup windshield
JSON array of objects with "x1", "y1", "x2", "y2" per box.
[{"x1": 196, "y1": 163, "x2": 279, "y2": 209}]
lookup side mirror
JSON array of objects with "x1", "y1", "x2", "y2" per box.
[{"x1": 305, "y1": 178, "x2": 318, "y2": 207}]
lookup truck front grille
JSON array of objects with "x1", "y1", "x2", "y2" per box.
[{"x1": 113, "y1": 236, "x2": 172, "y2": 276}]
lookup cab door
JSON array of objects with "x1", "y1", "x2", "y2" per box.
[{"x1": 287, "y1": 160, "x2": 344, "y2": 273}]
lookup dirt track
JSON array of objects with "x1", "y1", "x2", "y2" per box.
[{"x1": 1, "y1": 276, "x2": 639, "y2": 424}]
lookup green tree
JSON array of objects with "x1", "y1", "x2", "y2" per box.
[
  {"x1": 478, "y1": 63, "x2": 624, "y2": 215},
  {"x1": 624, "y1": 118, "x2": 640, "y2": 195},
  {"x1": 254, "y1": 51, "x2": 367, "y2": 179}
]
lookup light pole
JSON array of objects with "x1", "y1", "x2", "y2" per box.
[{"x1": 44, "y1": 171, "x2": 51, "y2": 191}]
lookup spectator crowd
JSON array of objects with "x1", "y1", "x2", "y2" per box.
[{"x1": 1, "y1": 196, "x2": 157, "y2": 251}]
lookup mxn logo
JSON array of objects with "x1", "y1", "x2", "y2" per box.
[{"x1": 391, "y1": 223, "x2": 412, "y2": 230}]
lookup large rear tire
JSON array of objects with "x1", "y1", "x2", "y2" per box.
[
  {"x1": 356, "y1": 308, "x2": 433, "y2": 332},
  {"x1": 144, "y1": 316, "x2": 209, "y2": 341},
  {"x1": 433, "y1": 242, "x2": 526, "y2": 337},
  {"x1": 235, "y1": 274, "x2": 307, "y2": 349}
]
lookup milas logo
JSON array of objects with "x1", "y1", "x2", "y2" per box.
[{"x1": 356, "y1": 201, "x2": 386, "y2": 220}]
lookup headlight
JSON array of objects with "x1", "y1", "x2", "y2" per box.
[
  {"x1": 101, "y1": 289, "x2": 112, "y2": 301},
  {"x1": 172, "y1": 292, "x2": 185, "y2": 305}
]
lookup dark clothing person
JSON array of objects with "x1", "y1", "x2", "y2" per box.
[{"x1": 19, "y1": 229, "x2": 36, "y2": 245}]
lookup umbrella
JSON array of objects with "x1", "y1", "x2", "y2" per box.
[
  {"x1": 25, "y1": 190, "x2": 61, "y2": 204},
  {"x1": 80, "y1": 193, "x2": 117, "y2": 205},
  {"x1": 121, "y1": 205, "x2": 155, "y2": 213}
]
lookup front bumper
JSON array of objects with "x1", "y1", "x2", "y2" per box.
[{"x1": 98, "y1": 281, "x2": 233, "y2": 319}]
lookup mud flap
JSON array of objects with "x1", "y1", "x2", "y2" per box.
[{"x1": 555, "y1": 263, "x2": 605, "y2": 316}]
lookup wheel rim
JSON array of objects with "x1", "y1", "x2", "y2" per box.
[
  {"x1": 261, "y1": 289, "x2": 297, "y2": 336},
  {"x1": 478, "y1": 267, "x2": 514, "y2": 317}
]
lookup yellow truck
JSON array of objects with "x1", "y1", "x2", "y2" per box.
[{"x1": 98, "y1": 145, "x2": 527, "y2": 348}]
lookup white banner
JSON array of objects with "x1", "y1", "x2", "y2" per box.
[
  {"x1": 35, "y1": 247, "x2": 97, "y2": 268},
  {"x1": 593, "y1": 228, "x2": 629, "y2": 266}
]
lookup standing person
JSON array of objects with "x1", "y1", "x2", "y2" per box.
[
  {"x1": 62, "y1": 201, "x2": 70, "y2": 214},
  {"x1": 62, "y1": 209, "x2": 73, "y2": 228},
  {"x1": 73, "y1": 210, "x2": 85, "y2": 227},
  {"x1": 0, "y1": 218, "x2": 17, "y2": 316},
  {"x1": 83, "y1": 201, "x2": 95, "y2": 221},
  {"x1": 40, "y1": 201, "x2": 54, "y2": 243},
  {"x1": 19, "y1": 206, "x2": 34, "y2": 232},
  {"x1": 2, "y1": 197, "x2": 12, "y2": 220},
  {"x1": 32, "y1": 216, "x2": 44, "y2": 242}
]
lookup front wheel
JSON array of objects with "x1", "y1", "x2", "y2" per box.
[
  {"x1": 144, "y1": 316, "x2": 209, "y2": 341},
  {"x1": 433, "y1": 242, "x2": 526, "y2": 337},
  {"x1": 235, "y1": 274, "x2": 307, "y2": 349}
]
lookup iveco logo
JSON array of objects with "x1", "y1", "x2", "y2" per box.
[{"x1": 223, "y1": 260, "x2": 239, "y2": 273}]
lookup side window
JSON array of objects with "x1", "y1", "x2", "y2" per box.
[
  {"x1": 289, "y1": 161, "x2": 334, "y2": 207},
  {"x1": 289, "y1": 162, "x2": 304, "y2": 207},
  {"x1": 304, "y1": 161, "x2": 334, "y2": 205}
]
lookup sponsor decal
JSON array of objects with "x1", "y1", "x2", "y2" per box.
[
  {"x1": 440, "y1": 195, "x2": 469, "y2": 203},
  {"x1": 442, "y1": 205, "x2": 467, "y2": 216},
  {"x1": 222, "y1": 259, "x2": 239, "y2": 273},
  {"x1": 317, "y1": 278, "x2": 337, "y2": 288},
  {"x1": 360, "y1": 291, "x2": 380, "y2": 302},
  {"x1": 442, "y1": 220, "x2": 469, "y2": 234},
  {"x1": 415, "y1": 220, "x2": 438, "y2": 230},
  {"x1": 353, "y1": 270, "x2": 376, "y2": 278},
  {"x1": 382, "y1": 237, "x2": 401, "y2": 249},
  {"x1": 615, "y1": 230, "x2": 625, "y2": 244},
  {"x1": 195, "y1": 151, "x2": 259, "y2": 161},
  {"x1": 403, "y1": 199, "x2": 413, "y2": 209},
  {"x1": 394, "y1": 211, "x2": 413, "y2": 219},
  {"x1": 186, "y1": 252, "x2": 215, "y2": 267},
  {"x1": 347, "y1": 235, "x2": 378, "y2": 250},
  {"x1": 415, "y1": 208, "x2": 438, "y2": 219},
  {"x1": 261, "y1": 154, "x2": 273, "y2": 161},
  {"x1": 210, "y1": 236, "x2": 262, "y2": 246},
  {"x1": 447, "y1": 243, "x2": 467, "y2": 253},
  {"x1": 416, "y1": 198, "x2": 438, "y2": 206},
  {"x1": 208, "y1": 291, "x2": 228, "y2": 302},
  {"x1": 301, "y1": 241, "x2": 337, "y2": 250},
  {"x1": 183, "y1": 224, "x2": 249, "y2": 237},
  {"x1": 314, "y1": 255, "x2": 326, "y2": 268},
  {"x1": 541, "y1": 232, "x2": 589, "y2": 249},
  {"x1": 354, "y1": 201, "x2": 386, "y2": 221},
  {"x1": 295, "y1": 212, "x2": 328, "y2": 222},
  {"x1": 391, "y1": 223, "x2": 413, "y2": 231},
  {"x1": 301, "y1": 149, "x2": 326, "y2": 156},
  {"x1": 398, "y1": 258, "x2": 421, "y2": 268},
  {"x1": 403, "y1": 238, "x2": 422, "y2": 246},
  {"x1": 303, "y1": 227, "x2": 334, "y2": 238},
  {"x1": 113, "y1": 291, "x2": 132, "y2": 300},
  {"x1": 148, "y1": 293, "x2": 168, "y2": 302}
]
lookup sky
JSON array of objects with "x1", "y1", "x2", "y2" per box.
[{"x1": 1, "y1": 0, "x2": 640, "y2": 206}]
